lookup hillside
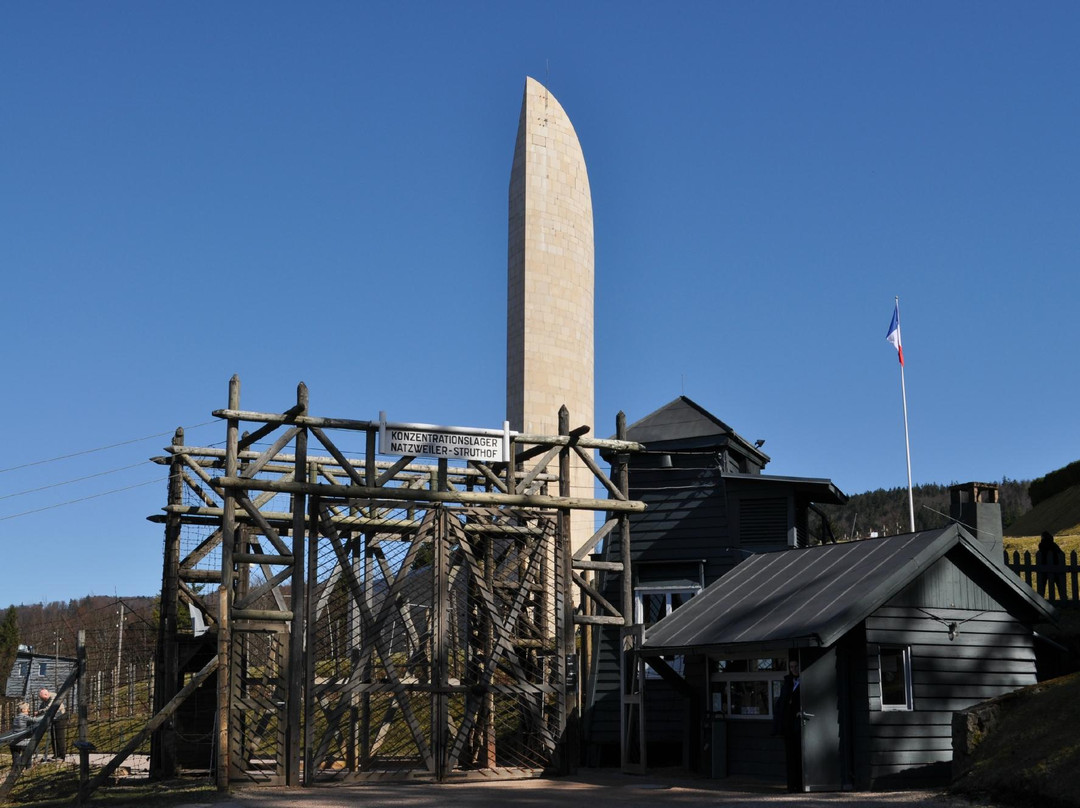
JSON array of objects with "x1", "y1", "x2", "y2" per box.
[
  {"x1": 824, "y1": 478, "x2": 1080, "y2": 557},
  {"x1": 8, "y1": 595, "x2": 159, "y2": 684},
  {"x1": 1004, "y1": 484, "x2": 1080, "y2": 539},
  {"x1": 819, "y1": 480, "x2": 1031, "y2": 541}
]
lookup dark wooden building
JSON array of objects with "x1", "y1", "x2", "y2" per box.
[
  {"x1": 585, "y1": 397, "x2": 846, "y2": 765},
  {"x1": 641, "y1": 519, "x2": 1057, "y2": 789}
]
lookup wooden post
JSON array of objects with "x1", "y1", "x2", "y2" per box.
[
  {"x1": 216, "y1": 586, "x2": 230, "y2": 788},
  {"x1": 217, "y1": 375, "x2": 239, "y2": 791},
  {"x1": 558, "y1": 406, "x2": 577, "y2": 773},
  {"x1": 286, "y1": 383, "x2": 308, "y2": 786},
  {"x1": 357, "y1": 426, "x2": 377, "y2": 772},
  {"x1": 433, "y1": 463, "x2": 450, "y2": 780},
  {"x1": 617, "y1": 412, "x2": 632, "y2": 624},
  {"x1": 76, "y1": 630, "x2": 89, "y2": 805},
  {"x1": 483, "y1": 511, "x2": 496, "y2": 766},
  {"x1": 152, "y1": 427, "x2": 183, "y2": 778},
  {"x1": 506, "y1": 433, "x2": 517, "y2": 496},
  {"x1": 303, "y1": 487, "x2": 319, "y2": 786},
  {"x1": 236, "y1": 436, "x2": 253, "y2": 607}
]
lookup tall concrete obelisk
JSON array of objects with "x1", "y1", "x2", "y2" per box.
[{"x1": 507, "y1": 76, "x2": 594, "y2": 551}]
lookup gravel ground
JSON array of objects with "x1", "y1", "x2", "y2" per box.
[{"x1": 177, "y1": 770, "x2": 997, "y2": 808}]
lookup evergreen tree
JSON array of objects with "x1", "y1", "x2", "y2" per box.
[
  {"x1": 821, "y1": 479, "x2": 1032, "y2": 540},
  {"x1": 0, "y1": 605, "x2": 20, "y2": 682}
]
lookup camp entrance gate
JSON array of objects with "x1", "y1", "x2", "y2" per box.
[
  {"x1": 151, "y1": 378, "x2": 644, "y2": 786},
  {"x1": 230, "y1": 503, "x2": 562, "y2": 783}
]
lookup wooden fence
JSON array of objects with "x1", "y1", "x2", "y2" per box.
[{"x1": 1005, "y1": 550, "x2": 1080, "y2": 604}]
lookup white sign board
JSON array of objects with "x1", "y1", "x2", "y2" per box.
[{"x1": 378, "y1": 413, "x2": 511, "y2": 463}]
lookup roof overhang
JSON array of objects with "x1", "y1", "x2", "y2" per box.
[
  {"x1": 639, "y1": 635, "x2": 823, "y2": 659},
  {"x1": 721, "y1": 472, "x2": 848, "y2": 505}
]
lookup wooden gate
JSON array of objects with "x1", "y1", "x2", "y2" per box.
[
  {"x1": 305, "y1": 503, "x2": 564, "y2": 779},
  {"x1": 151, "y1": 376, "x2": 644, "y2": 785}
]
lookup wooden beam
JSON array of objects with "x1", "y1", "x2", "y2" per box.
[
  {"x1": 572, "y1": 559, "x2": 623, "y2": 572},
  {"x1": 575, "y1": 615, "x2": 628, "y2": 626},
  {"x1": 241, "y1": 426, "x2": 300, "y2": 479},
  {"x1": 233, "y1": 608, "x2": 293, "y2": 622},
  {"x1": 516, "y1": 444, "x2": 561, "y2": 494},
  {"x1": 180, "y1": 568, "x2": 222, "y2": 584},
  {"x1": 211, "y1": 408, "x2": 644, "y2": 453},
  {"x1": 212, "y1": 476, "x2": 646, "y2": 513},
  {"x1": 572, "y1": 518, "x2": 618, "y2": 561},
  {"x1": 163, "y1": 504, "x2": 548, "y2": 537},
  {"x1": 237, "y1": 403, "x2": 303, "y2": 451},
  {"x1": 572, "y1": 570, "x2": 622, "y2": 619},
  {"x1": 233, "y1": 552, "x2": 293, "y2": 565},
  {"x1": 573, "y1": 443, "x2": 626, "y2": 501},
  {"x1": 84, "y1": 655, "x2": 219, "y2": 800}
]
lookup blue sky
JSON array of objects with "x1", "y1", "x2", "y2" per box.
[{"x1": 3, "y1": 3, "x2": 1077, "y2": 606}]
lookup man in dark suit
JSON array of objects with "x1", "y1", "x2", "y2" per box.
[{"x1": 775, "y1": 658, "x2": 802, "y2": 792}]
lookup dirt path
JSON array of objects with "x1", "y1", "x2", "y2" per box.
[{"x1": 191, "y1": 771, "x2": 993, "y2": 808}]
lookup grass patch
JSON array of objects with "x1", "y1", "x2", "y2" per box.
[
  {"x1": 1004, "y1": 534, "x2": 1080, "y2": 556},
  {"x1": 0, "y1": 764, "x2": 218, "y2": 808},
  {"x1": 1003, "y1": 534, "x2": 1080, "y2": 602},
  {"x1": 952, "y1": 672, "x2": 1080, "y2": 808}
]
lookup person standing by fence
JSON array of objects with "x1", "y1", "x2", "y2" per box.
[
  {"x1": 36, "y1": 689, "x2": 68, "y2": 761},
  {"x1": 7, "y1": 702, "x2": 32, "y2": 763},
  {"x1": 1037, "y1": 531, "x2": 1067, "y2": 601}
]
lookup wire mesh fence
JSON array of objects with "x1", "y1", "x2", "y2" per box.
[
  {"x1": 304, "y1": 503, "x2": 566, "y2": 780},
  {"x1": 230, "y1": 629, "x2": 287, "y2": 782}
]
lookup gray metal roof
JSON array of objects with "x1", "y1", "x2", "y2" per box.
[{"x1": 642, "y1": 525, "x2": 1055, "y2": 656}]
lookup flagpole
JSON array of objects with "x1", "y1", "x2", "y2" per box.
[{"x1": 895, "y1": 296, "x2": 915, "y2": 532}]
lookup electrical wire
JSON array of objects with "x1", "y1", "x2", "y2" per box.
[
  {"x1": 0, "y1": 461, "x2": 150, "y2": 501},
  {"x1": 0, "y1": 421, "x2": 218, "y2": 520},
  {"x1": 0, "y1": 421, "x2": 217, "y2": 474},
  {"x1": 0, "y1": 476, "x2": 168, "y2": 522}
]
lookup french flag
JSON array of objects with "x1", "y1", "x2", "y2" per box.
[{"x1": 886, "y1": 303, "x2": 904, "y2": 366}]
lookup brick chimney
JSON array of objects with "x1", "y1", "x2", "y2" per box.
[{"x1": 949, "y1": 482, "x2": 1003, "y2": 563}]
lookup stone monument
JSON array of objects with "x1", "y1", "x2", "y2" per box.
[{"x1": 507, "y1": 76, "x2": 595, "y2": 551}]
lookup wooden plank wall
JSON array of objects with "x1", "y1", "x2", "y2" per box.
[
  {"x1": 725, "y1": 721, "x2": 784, "y2": 779},
  {"x1": 628, "y1": 466, "x2": 728, "y2": 574},
  {"x1": 584, "y1": 626, "x2": 623, "y2": 762},
  {"x1": 861, "y1": 601, "x2": 1037, "y2": 786}
]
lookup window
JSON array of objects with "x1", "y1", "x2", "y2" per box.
[
  {"x1": 635, "y1": 588, "x2": 697, "y2": 626},
  {"x1": 39, "y1": 663, "x2": 48, "y2": 677},
  {"x1": 709, "y1": 656, "x2": 789, "y2": 720},
  {"x1": 729, "y1": 680, "x2": 772, "y2": 716},
  {"x1": 635, "y1": 586, "x2": 699, "y2": 678},
  {"x1": 18, "y1": 662, "x2": 28, "y2": 676},
  {"x1": 879, "y1": 646, "x2": 913, "y2": 710}
]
